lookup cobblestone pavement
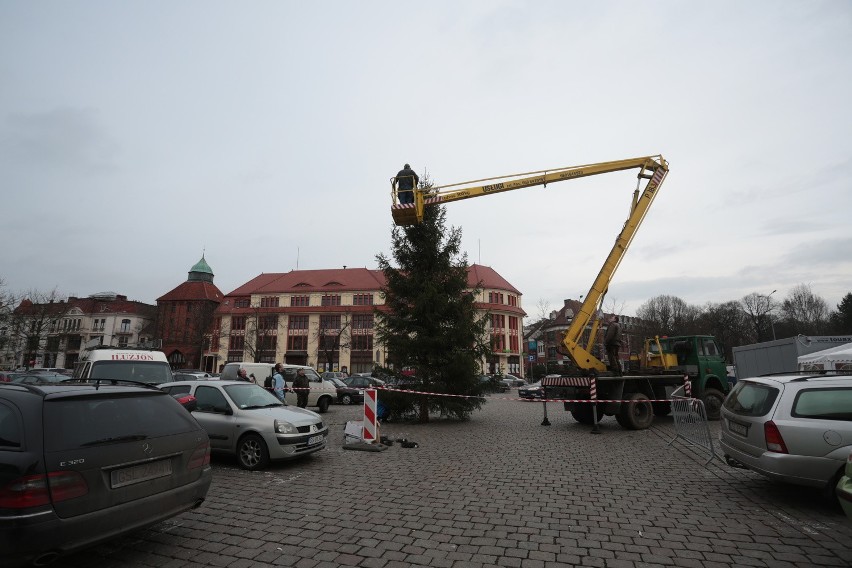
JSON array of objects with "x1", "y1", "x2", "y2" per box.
[{"x1": 56, "y1": 393, "x2": 852, "y2": 568}]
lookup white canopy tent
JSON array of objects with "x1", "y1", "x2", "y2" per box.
[{"x1": 797, "y1": 343, "x2": 852, "y2": 371}]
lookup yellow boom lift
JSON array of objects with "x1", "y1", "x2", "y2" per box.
[{"x1": 390, "y1": 155, "x2": 670, "y2": 374}]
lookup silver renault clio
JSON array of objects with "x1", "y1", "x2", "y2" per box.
[
  {"x1": 720, "y1": 372, "x2": 852, "y2": 498},
  {"x1": 160, "y1": 380, "x2": 328, "y2": 471}
]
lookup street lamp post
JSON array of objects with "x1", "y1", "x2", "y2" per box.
[{"x1": 767, "y1": 289, "x2": 777, "y2": 341}]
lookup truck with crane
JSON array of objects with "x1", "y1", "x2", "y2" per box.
[{"x1": 390, "y1": 155, "x2": 730, "y2": 429}]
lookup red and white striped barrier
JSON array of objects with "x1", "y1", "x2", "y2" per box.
[
  {"x1": 378, "y1": 385, "x2": 691, "y2": 404},
  {"x1": 362, "y1": 388, "x2": 378, "y2": 442}
]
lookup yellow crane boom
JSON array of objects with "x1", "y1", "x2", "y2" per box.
[{"x1": 390, "y1": 155, "x2": 670, "y2": 373}]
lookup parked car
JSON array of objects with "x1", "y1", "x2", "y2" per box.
[
  {"x1": 479, "y1": 375, "x2": 509, "y2": 393},
  {"x1": 159, "y1": 380, "x2": 329, "y2": 470},
  {"x1": 11, "y1": 373, "x2": 70, "y2": 385},
  {"x1": 720, "y1": 373, "x2": 852, "y2": 500},
  {"x1": 322, "y1": 371, "x2": 349, "y2": 382},
  {"x1": 175, "y1": 369, "x2": 213, "y2": 379},
  {"x1": 0, "y1": 382, "x2": 212, "y2": 567},
  {"x1": 29, "y1": 367, "x2": 72, "y2": 375},
  {"x1": 173, "y1": 372, "x2": 212, "y2": 382},
  {"x1": 344, "y1": 375, "x2": 386, "y2": 389},
  {"x1": 519, "y1": 381, "x2": 545, "y2": 399},
  {"x1": 837, "y1": 450, "x2": 852, "y2": 519},
  {"x1": 497, "y1": 375, "x2": 525, "y2": 389},
  {"x1": 329, "y1": 378, "x2": 364, "y2": 405},
  {"x1": 0, "y1": 372, "x2": 23, "y2": 383}
]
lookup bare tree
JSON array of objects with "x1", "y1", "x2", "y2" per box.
[
  {"x1": 242, "y1": 304, "x2": 282, "y2": 363},
  {"x1": 314, "y1": 313, "x2": 352, "y2": 372},
  {"x1": 779, "y1": 284, "x2": 831, "y2": 336},
  {"x1": 635, "y1": 295, "x2": 699, "y2": 338},
  {"x1": 695, "y1": 301, "x2": 750, "y2": 360},
  {"x1": 740, "y1": 292, "x2": 777, "y2": 342}
]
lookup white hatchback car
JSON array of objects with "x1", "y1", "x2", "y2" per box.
[
  {"x1": 720, "y1": 372, "x2": 852, "y2": 499},
  {"x1": 160, "y1": 380, "x2": 328, "y2": 470}
]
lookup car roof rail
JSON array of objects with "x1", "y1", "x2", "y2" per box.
[{"x1": 0, "y1": 383, "x2": 48, "y2": 396}]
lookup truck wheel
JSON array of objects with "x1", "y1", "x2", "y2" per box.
[
  {"x1": 652, "y1": 402, "x2": 671, "y2": 417},
  {"x1": 701, "y1": 389, "x2": 725, "y2": 421},
  {"x1": 317, "y1": 397, "x2": 331, "y2": 413},
  {"x1": 615, "y1": 393, "x2": 653, "y2": 430},
  {"x1": 571, "y1": 403, "x2": 603, "y2": 425}
]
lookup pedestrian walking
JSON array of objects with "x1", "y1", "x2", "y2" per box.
[
  {"x1": 604, "y1": 315, "x2": 623, "y2": 376},
  {"x1": 272, "y1": 363, "x2": 286, "y2": 401},
  {"x1": 394, "y1": 163, "x2": 419, "y2": 205},
  {"x1": 293, "y1": 368, "x2": 310, "y2": 408}
]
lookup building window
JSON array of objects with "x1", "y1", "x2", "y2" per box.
[
  {"x1": 352, "y1": 335, "x2": 373, "y2": 351},
  {"x1": 118, "y1": 336, "x2": 129, "y2": 348},
  {"x1": 287, "y1": 335, "x2": 308, "y2": 351},
  {"x1": 320, "y1": 315, "x2": 341, "y2": 330},
  {"x1": 260, "y1": 296, "x2": 280, "y2": 308},
  {"x1": 491, "y1": 314, "x2": 505, "y2": 329},
  {"x1": 352, "y1": 314, "x2": 373, "y2": 329},
  {"x1": 231, "y1": 316, "x2": 246, "y2": 331},
  {"x1": 234, "y1": 298, "x2": 250, "y2": 308},
  {"x1": 291, "y1": 295, "x2": 310, "y2": 307},
  {"x1": 289, "y1": 315, "x2": 308, "y2": 330},
  {"x1": 229, "y1": 335, "x2": 245, "y2": 350},
  {"x1": 353, "y1": 294, "x2": 373, "y2": 306},
  {"x1": 321, "y1": 294, "x2": 341, "y2": 306},
  {"x1": 259, "y1": 315, "x2": 278, "y2": 330},
  {"x1": 120, "y1": 319, "x2": 131, "y2": 333}
]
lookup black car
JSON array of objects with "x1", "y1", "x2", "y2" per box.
[
  {"x1": 0, "y1": 382, "x2": 212, "y2": 566},
  {"x1": 329, "y1": 378, "x2": 364, "y2": 405},
  {"x1": 479, "y1": 375, "x2": 509, "y2": 393}
]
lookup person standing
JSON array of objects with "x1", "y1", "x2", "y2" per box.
[
  {"x1": 237, "y1": 367, "x2": 251, "y2": 382},
  {"x1": 394, "y1": 163, "x2": 419, "y2": 205},
  {"x1": 604, "y1": 315, "x2": 623, "y2": 376},
  {"x1": 293, "y1": 368, "x2": 310, "y2": 408},
  {"x1": 272, "y1": 363, "x2": 286, "y2": 401}
]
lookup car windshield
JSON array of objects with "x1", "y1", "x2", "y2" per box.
[
  {"x1": 89, "y1": 361, "x2": 174, "y2": 385},
  {"x1": 723, "y1": 381, "x2": 779, "y2": 417},
  {"x1": 223, "y1": 383, "x2": 284, "y2": 409},
  {"x1": 329, "y1": 378, "x2": 347, "y2": 388},
  {"x1": 792, "y1": 387, "x2": 852, "y2": 421}
]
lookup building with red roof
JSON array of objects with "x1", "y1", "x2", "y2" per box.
[
  {"x1": 209, "y1": 264, "x2": 525, "y2": 376},
  {"x1": 156, "y1": 256, "x2": 223, "y2": 371}
]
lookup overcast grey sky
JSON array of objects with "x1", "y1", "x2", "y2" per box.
[{"x1": 2, "y1": 1, "x2": 850, "y2": 317}]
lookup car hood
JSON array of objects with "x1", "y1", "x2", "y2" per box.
[
  {"x1": 247, "y1": 405, "x2": 323, "y2": 425},
  {"x1": 520, "y1": 382, "x2": 542, "y2": 390}
]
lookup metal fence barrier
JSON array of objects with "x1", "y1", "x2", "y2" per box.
[{"x1": 668, "y1": 385, "x2": 718, "y2": 465}]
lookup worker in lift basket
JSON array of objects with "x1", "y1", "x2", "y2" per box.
[
  {"x1": 394, "y1": 163, "x2": 419, "y2": 205},
  {"x1": 604, "y1": 315, "x2": 623, "y2": 377}
]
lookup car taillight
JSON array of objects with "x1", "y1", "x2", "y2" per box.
[
  {"x1": 188, "y1": 440, "x2": 210, "y2": 470},
  {"x1": 764, "y1": 420, "x2": 789, "y2": 454},
  {"x1": 0, "y1": 472, "x2": 88, "y2": 509}
]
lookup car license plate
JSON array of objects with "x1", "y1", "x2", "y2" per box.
[
  {"x1": 727, "y1": 419, "x2": 749, "y2": 437},
  {"x1": 110, "y1": 459, "x2": 172, "y2": 488},
  {"x1": 307, "y1": 435, "x2": 324, "y2": 446}
]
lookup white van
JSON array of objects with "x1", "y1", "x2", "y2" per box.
[
  {"x1": 72, "y1": 346, "x2": 174, "y2": 385},
  {"x1": 220, "y1": 362, "x2": 336, "y2": 413}
]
